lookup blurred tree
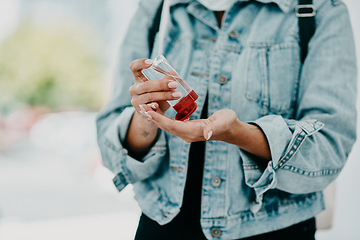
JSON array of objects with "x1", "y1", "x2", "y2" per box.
[{"x1": 0, "y1": 23, "x2": 105, "y2": 113}]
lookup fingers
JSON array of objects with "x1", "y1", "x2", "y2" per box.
[
  {"x1": 129, "y1": 58, "x2": 153, "y2": 82},
  {"x1": 139, "y1": 91, "x2": 181, "y2": 103},
  {"x1": 129, "y1": 77, "x2": 179, "y2": 113},
  {"x1": 129, "y1": 58, "x2": 182, "y2": 115},
  {"x1": 149, "y1": 102, "x2": 159, "y2": 111},
  {"x1": 131, "y1": 91, "x2": 181, "y2": 111},
  {"x1": 139, "y1": 104, "x2": 153, "y2": 120},
  {"x1": 143, "y1": 106, "x2": 206, "y2": 143},
  {"x1": 145, "y1": 106, "x2": 179, "y2": 133},
  {"x1": 136, "y1": 102, "x2": 161, "y2": 124},
  {"x1": 128, "y1": 66, "x2": 180, "y2": 112},
  {"x1": 129, "y1": 79, "x2": 178, "y2": 95}
]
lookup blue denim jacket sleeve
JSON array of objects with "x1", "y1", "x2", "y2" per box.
[
  {"x1": 239, "y1": 2, "x2": 357, "y2": 204},
  {"x1": 96, "y1": 0, "x2": 166, "y2": 192}
]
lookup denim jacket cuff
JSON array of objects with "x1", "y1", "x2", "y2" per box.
[
  {"x1": 239, "y1": 115, "x2": 324, "y2": 212},
  {"x1": 101, "y1": 107, "x2": 167, "y2": 191},
  {"x1": 252, "y1": 115, "x2": 293, "y2": 165}
]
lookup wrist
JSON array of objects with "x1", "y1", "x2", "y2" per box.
[
  {"x1": 224, "y1": 118, "x2": 245, "y2": 145},
  {"x1": 134, "y1": 111, "x2": 158, "y2": 132},
  {"x1": 125, "y1": 111, "x2": 159, "y2": 158}
]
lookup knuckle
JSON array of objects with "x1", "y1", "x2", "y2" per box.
[
  {"x1": 165, "y1": 92, "x2": 173, "y2": 99},
  {"x1": 203, "y1": 119, "x2": 211, "y2": 125},
  {"x1": 159, "y1": 81, "x2": 167, "y2": 90},
  {"x1": 146, "y1": 94, "x2": 155, "y2": 103},
  {"x1": 137, "y1": 94, "x2": 145, "y2": 104},
  {"x1": 129, "y1": 61, "x2": 135, "y2": 70},
  {"x1": 140, "y1": 82, "x2": 148, "y2": 92},
  {"x1": 129, "y1": 85, "x2": 135, "y2": 95}
]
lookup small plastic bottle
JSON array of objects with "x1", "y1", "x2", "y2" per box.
[{"x1": 141, "y1": 55, "x2": 198, "y2": 121}]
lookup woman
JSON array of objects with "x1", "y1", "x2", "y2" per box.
[{"x1": 96, "y1": 0, "x2": 357, "y2": 239}]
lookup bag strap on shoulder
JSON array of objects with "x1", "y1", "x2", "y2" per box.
[{"x1": 297, "y1": 0, "x2": 316, "y2": 63}]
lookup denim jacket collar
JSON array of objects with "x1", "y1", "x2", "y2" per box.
[{"x1": 168, "y1": 0, "x2": 295, "y2": 13}]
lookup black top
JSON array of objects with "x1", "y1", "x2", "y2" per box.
[
  {"x1": 134, "y1": 138, "x2": 207, "y2": 240},
  {"x1": 135, "y1": 96, "x2": 208, "y2": 240}
]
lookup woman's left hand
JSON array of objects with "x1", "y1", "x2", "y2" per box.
[
  {"x1": 140, "y1": 104, "x2": 271, "y2": 160},
  {"x1": 140, "y1": 104, "x2": 239, "y2": 143}
]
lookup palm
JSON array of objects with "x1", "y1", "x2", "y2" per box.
[{"x1": 146, "y1": 107, "x2": 238, "y2": 143}]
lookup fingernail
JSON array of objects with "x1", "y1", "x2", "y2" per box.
[
  {"x1": 168, "y1": 81, "x2": 178, "y2": 89},
  {"x1": 139, "y1": 105, "x2": 145, "y2": 112},
  {"x1": 145, "y1": 59, "x2": 153, "y2": 65},
  {"x1": 151, "y1": 103, "x2": 156, "y2": 110},
  {"x1": 207, "y1": 131, "x2": 213, "y2": 140},
  {"x1": 144, "y1": 111, "x2": 152, "y2": 120},
  {"x1": 172, "y1": 92, "x2": 182, "y2": 98}
]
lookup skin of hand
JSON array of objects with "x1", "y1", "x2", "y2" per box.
[
  {"x1": 125, "y1": 59, "x2": 182, "y2": 157},
  {"x1": 139, "y1": 104, "x2": 272, "y2": 161}
]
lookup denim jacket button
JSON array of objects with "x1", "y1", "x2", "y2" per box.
[
  {"x1": 211, "y1": 176, "x2": 221, "y2": 187},
  {"x1": 211, "y1": 228, "x2": 222, "y2": 238},
  {"x1": 218, "y1": 75, "x2": 228, "y2": 84},
  {"x1": 229, "y1": 30, "x2": 238, "y2": 39}
]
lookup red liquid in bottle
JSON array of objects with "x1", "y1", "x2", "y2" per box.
[{"x1": 173, "y1": 90, "x2": 198, "y2": 121}]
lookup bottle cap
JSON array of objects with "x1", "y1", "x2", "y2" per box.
[{"x1": 175, "y1": 102, "x2": 197, "y2": 121}]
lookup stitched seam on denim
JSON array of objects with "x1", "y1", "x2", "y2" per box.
[
  {"x1": 315, "y1": 1, "x2": 345, "y2": 26},
  {"x1": 331, "y1": 0, "x2": 343, "y2": 7},
  {"x1": 291, "y1": 47, "x2": 300, "y2": 109},
  {"x1": 152, "y1": 145, "x2": 167, "y2": 151},
  {"x1": 281, "y1": 165, "x2": 343, "y2": 177},
  {"x1": 243, "y1": 164, "x2": 260, "y2": 170},
  {"x1": 274, "y1": 131, "x2": 306, "y2": 170},
  {"x1": 202, "y1": 191, "x2": 320, "y2": 221},
  {"x1": 113, "y1": 172, "x2": 128, "y2": 190},
  {"x1": 120, "y1": 163, "x2": 134, "y2": 184},
  {"x1": 278, "y1": 132, "x2": 306, "y2": 169},
  {"x1": 273, "y1": 131, "x2": 300, "y2": 170},
  {"x1": 261, "y1": 48, "x2": 269, "y2": 108},
  {"x1": 298, "y1": 120, "x2": 323, "y2": 135},
  {"x1": 191, "y1": 71, "x2": 209, "y2": 78}
]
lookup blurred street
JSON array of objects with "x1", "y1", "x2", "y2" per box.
[
  {"x1": 0, "y1": 111, "x2": 141, "y2": 240},
  {"x1": 0, "y1": 112, "x2": 359, "y2": 240}
]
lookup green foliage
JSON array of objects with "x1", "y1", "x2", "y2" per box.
[{"x1": 0, "y1": 23, "x2": 105, "y2": 113}]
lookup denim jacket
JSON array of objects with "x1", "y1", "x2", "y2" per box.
[{"x1": 96, "y1": 0, "x2": 357, "y2": 239}]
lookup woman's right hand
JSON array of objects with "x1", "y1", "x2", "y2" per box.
[
  {"x1": 129, "y1": 58, "x2": 181, "y2": 123},
  {"x1": 125, "y1": 58, "x2": 181, "y2": 158}
]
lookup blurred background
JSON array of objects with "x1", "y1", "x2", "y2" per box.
[{"x1": 0, "y1": 0, "x2": 359, "y2": 239}]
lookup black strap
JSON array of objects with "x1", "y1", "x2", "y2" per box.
[
  {"x1": 148, "y1": 1, "x2": 164, "y2": 56},
  {"x1": 297, "y1": 0, "x2": 316, "y2": 63}
]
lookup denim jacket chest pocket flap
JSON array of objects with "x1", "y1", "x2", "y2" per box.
[{"x1": 244, "y1": 42, "x2": 301, "y2": 115}]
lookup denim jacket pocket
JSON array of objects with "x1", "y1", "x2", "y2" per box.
[{"x1": 245, "y1": 42, "x2": 300, "y2": 115}]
